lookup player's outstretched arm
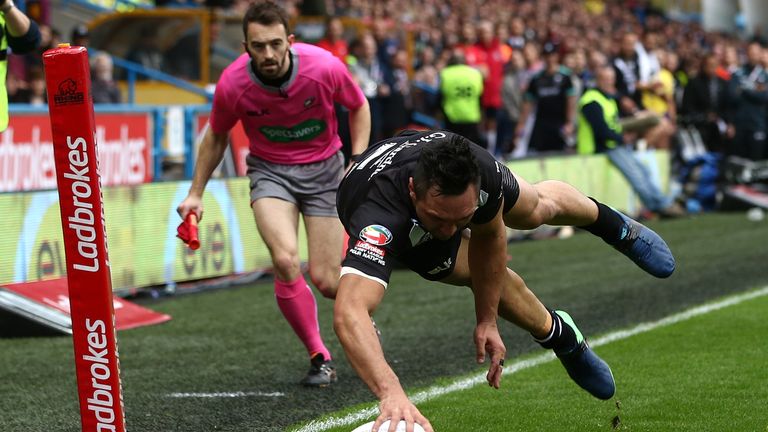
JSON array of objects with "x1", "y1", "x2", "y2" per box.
[
  {"x1": 467, "y1": 206, "x2": 507, "y2": 389},
  {"x1": 334, "y1": 273, "x2": 433, "y2": 432},
  {"x1": 177, "y1": 128, "x2": 229, "y2": 221}
]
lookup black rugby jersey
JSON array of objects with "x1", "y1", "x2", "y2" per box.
[{"x1": 337, "y1": 130, "x2": 517, "y2": 285}]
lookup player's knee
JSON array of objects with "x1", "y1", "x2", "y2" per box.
[
  {"x1": 310, "y1": 271, "x2": 338, "y2": 299},
  {"x1": 271, "y1": 252, "x2": 300, "y2": 279}
]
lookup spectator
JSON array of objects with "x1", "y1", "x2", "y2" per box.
[
  {"x1": 521, "y1": 40, "x2": 544, "y2": 84},
  {"x1": 26, "y1": 65, "x2": 46, "y2": 106},
  {"x1": 640, "y1": 48, "x2": 677, "y2": 149},
  {"x1": 568, "y1": 48, "x2": 591, "y2": 95},
  {"x1": 370, "y1": 18, "x2": 399, "y2": 68},
  {"x1": 91, "y1": 53, "x2": 122, "y2": 104},
  {"x1": 126, "y1": 28, "x2": 165, "y2": 78},
  {"x1": 728, "y1": 41, "x2": 768, "y2": 161},
  {"x1": 516, "y1": 41, "x2": 576, "y2": 154},
  {"x1": 70, "y1": 24, "x2": 89, "y2": 47},
  {"x1": 577, "y1": 65, "x2": 684, "y2": 217},
  {"x1": 0, "y1": 0, "x2": 41, "y2": 131},
  {"x1": 613, "y1": 31, "x2": 643, "y2": 115},
  {"x1": 315, "y1": 16, "x2": 348, "y2": 61},
  {"x1": 349, "y1": 32, "x2": 388, "y2": 142},
  {"x1": 165, "y1": 20, "x2": 220, "y2": 81},
  {"x1": 718, "y1": 44, "x2": 739, "y2": 81},
  {"x1": 438, "y1": 50, "x2": 484, "y2": 146},
  {"x1": 498, "y1": 49, "x2": 526, "y2": 158},
  {"x1": 411, "y1": 45, "x2": 440, "y2": 118},
  {"x1": 381, "y1": 48, "x2": 411, "y2": 137},
  {"x1": 21, "y1": 22, "x2": 51, "y2": 79},
  {"x1": 681, "y1": 53, "x2": 732, "y2": 153},
  {"x1": 7, "y1": 70, "x2": 30, "y2": 103},
  {"x1": 506, "y1": 16, "x2": 527, "y2": 50},
  {"x1": 468, "y1": 20, "x2": 505, "y2": 153}
]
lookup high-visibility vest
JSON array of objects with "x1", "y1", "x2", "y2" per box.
[
  {"x1": 0, "y1": 14, "x2": 9, "y2": 132},
  {"x1": 577, "y1": 88, "x2": 621, "y2": 154},
  {"x1": 439, "y1": 64, "x2": 483, "y2": 123}
]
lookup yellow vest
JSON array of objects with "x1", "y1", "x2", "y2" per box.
[
  {"x1": 0, "y1": 14, "x2": 9, "y2": 132},
  {"x1": 577, "y1": 89, "x2": 621, "y2": 154},
  {"x1": 439, "y1": 64, "x2": 483, "y2": 123}
]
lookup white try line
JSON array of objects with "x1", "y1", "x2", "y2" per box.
[
  {"x1": 295, "y1": 285, "x2": 768, "y2": 432},
  {"x1": 166, "y1": 391, "x2": 285, "y2": 398}
]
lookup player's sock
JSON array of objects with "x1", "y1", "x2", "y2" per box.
[
  {"x1": 274, "y1": 275, "x2": 331, "y2": 361},
  {"x1": 579, "y1": 198, "x2": 627, "y2": 245},
  {"x1": 533, "y1": 309, "x2": 579, "y2": 355}
]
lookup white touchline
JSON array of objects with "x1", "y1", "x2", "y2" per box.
[
  {"x1": 294, "y1": 285, "x2": 768, "y2": 432},
  {"x1": 166, "y1": 391, "x2": 285, "y2": 398}
]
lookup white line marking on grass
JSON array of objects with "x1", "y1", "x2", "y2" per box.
[
  {"x1": 295, "y1": 285, "x2": 768, "y2": 432},
  {"x1": 167, "y1": 391, "x2": 285, "y2": 398}
]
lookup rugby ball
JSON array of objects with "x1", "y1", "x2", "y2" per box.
[{"x1": 351, "y1": 420, "x2": 427, "y2": 432}]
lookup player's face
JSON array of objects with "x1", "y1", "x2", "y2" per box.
[
  {"x1": 410, "y1": 180, "x2": 479, "y2": 241},
  {"x1": 243, "y1": 22, "x2": 294, "y2": 79}
]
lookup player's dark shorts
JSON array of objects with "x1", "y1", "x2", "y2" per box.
[{"x1": 246, "y1": 151, "x2": 344, "y2": 217}]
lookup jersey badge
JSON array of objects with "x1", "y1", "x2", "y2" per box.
[{"x1": 360, "y1": 225, "x2": 393, "y2": 246}]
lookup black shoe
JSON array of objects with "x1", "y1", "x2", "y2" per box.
[{"x1": 300, "y1": 353, "x2": 337, "y2": 387}]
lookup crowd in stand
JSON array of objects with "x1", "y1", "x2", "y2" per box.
[
  {"x1": 8, "y1": 1, "x2": 768, "y2": 170},
  {"x1": 311, "y1": 0, "x2": 764, "y2": 165}
]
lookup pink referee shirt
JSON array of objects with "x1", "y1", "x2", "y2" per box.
[{"x1": 210, "y1": 43, "x2": 366, "y2": 165}]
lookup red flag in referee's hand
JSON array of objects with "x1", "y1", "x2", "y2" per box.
[{"x1": 177, "y1": 213, "x2": 200, "y2": 250}]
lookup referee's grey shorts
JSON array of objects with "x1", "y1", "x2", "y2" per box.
[{"x1": 245, "y1": 151, "x2": 345, "y2": 217}]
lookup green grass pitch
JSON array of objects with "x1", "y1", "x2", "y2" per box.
[{"x1": 0, "y1": 212, "x2": 766, "y2": 431}]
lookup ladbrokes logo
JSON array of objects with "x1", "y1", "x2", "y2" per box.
[{"x1": 54, "y1": 78, "x2": 85, "y2": 106}]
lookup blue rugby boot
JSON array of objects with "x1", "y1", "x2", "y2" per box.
[
  {"x1": 539, "y1": 311, "x2": 616, "y2": 400},
  {"x1": 612, "y1": 213, "x2": 675, "y2": 278}
]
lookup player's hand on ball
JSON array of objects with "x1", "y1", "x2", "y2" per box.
[{"x1": 375, "y1": 393, "x2": 433, "y2": 432}]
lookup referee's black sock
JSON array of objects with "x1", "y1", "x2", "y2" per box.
[
  {"x1": 533, "y1": 310, "x2": 578, "y2": 355},
  {"x1": 580, "y1": 198, "x2": 627, "y2": 245}
]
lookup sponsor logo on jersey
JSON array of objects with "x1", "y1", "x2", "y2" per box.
[
  {"x1": 366, "y1": 131, "x2": 447, "y2": 180},
  {"x1": 360, "y1": 224, "x2": 393, "y2": 246},
  {"x1": 259, "y1": 119, "x2": 327, "y2": 142},
  {"x1": 427, "y1": 257, "x2": 452, "y2": 275},
  {"x1": 350, "y1": 240, "x2": 387, "y2": 266}
]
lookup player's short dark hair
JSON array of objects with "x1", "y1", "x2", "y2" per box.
[
  {"x1": 413, "y1": 133, "x2": 480, "y2": 198},
  {"x1": 243, "y1": 1, "x2": 291, "y2": 39}
]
